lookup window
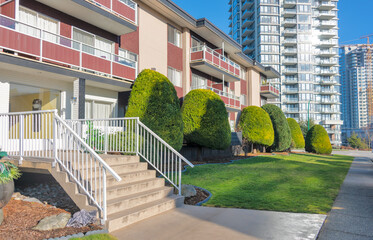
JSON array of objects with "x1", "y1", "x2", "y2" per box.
[
  {"x1": 85, "y1": 100, "x2": 114, "y2": 119},
  {"x1": 191, "y1": 74, "x2": 207, "y2": 89},
  {"x1": 72, "y1": 28, "x2": 113, "y2": 59},
  {"x1": 168, "y1": 25, "x2": 181, "y2": 47},
  {"x1": 168, "y1": 67, "x2": 182, "y2": 87}
]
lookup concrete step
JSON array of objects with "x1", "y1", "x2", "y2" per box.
[
  {"x1": 106, "y1": 178, "x2": 166, "y2": 200},
  {"x1": 99, "y1": 155, "x2": 140, "y2": 166},
  {"x1": 107, "y1": 195, "x2": 184, "y2": 232},
  {"x1": 106, "y1": 187, "x2": 173, "y2": 215},
  {"x1": 79, "y1": 162, "x2": 148, "y2": 175},
  {"x1": 107, "y1": 170, "x2": 157, "y2": 187}
]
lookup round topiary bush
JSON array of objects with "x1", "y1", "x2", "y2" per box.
[
  {"x1": 305, "y1": 125, "x2": 332, "y2": 154},
  {"x1": 287, "y1": 118, "x2": 305, "y2": 149},
  {"x1": 125, "y1": 69, "x2": 183, "y2": 151},
  {"x1": 181, "y1": 89, "x2": 231, "y2": 150},
  {"x1": 262, "y1": 104, "x2": 292, "y2": 152},
  {"x1": 238, "y1": 106, "x2": 274, "y2": 147}
]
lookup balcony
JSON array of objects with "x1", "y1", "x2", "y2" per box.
[
  {"x1": 283, "y1": 19, "x2": 297, "y2": 27},
  {"x1": 319, "y1": 99, "x2": 339, "y2": 104},
  {"x1": 191, "y1": 86, "x2": 241, "y2": 109},
  {"x1": 320, "y1": 30, "x2": 338, "y2": 38},
  {"x1": 0, "y1": 15, "x2": 137, "y2": 81},
  {"x1": 242, "y1": 26, "x2": 255, "y2": 36},
  {"x1": 319, "y1": 10, "x2": 336, "y2": 20},
  {"x1": 283, "y1": 108, "x2": 299, "y2": 113},
  {"x1": 242, "y1": 8, "x2": 254, "y2": 19},
  {"x1": 190, "y1": 46, "x2": 241, "y2": 82},
  {"x1": 242, "y1": 18, "x2": 255, "y2": 28},
  {"x1": 242, "y1": 0, "x2": 254, "y2": 10},
  {"x1": 316, "y1": 49, "x2": 338, "y2": 57},
  {"x1": 283, "y1": 67, "x2": 298, "y2": 75},
  {"x1": 283, "y1": 57, "x2": 297, "y2": 65},
  {"x1": 284, "y1": 28, "x2": 297, "y2": 36},
  {"x1": 319, "y1": 20, "x2": 337, "y2": 29},
  {"x1": 260, "y1": 83, "x2": 280, "y2": 99},
  {"x1": 283, "y1": 88, "x2": 298, "y2": 94},
  {"x1": 318, "y1": 1, "x2": 336, "y2": 10},
  {"x1": 283, "y1": 9, "x2": 297, "y2": 17},
  {"x1": 243, "y1": 45, "x2": 255, "y2": 54},
  {"x1": 283, "y1": 78, "x2": 298, "y2": 84},
  {"x1": 316, "y1": 59, "x2": 338, "y2": 66},
  {"x1": 35, "y1": 0, "x2": 137, "y2": 35},
  {"x1": 283, "y1": 38, "x2": 297, "y2": 46},
  {"x1": 318, "y1": 39, "x2": 338, "y2": 47},
  {"x1": 320, "y1": 119, "x2": 343, "y2": 125},
  {"x1": 242, "y1": 35, "x2": 255, "y2": 45},
  {"x1": 284, "y1": 0, "x2": 296, "y2": 8},
  {"x1": 283, "y1": 48, "x2": 297, "y2": 55}
]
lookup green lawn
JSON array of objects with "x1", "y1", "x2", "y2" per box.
[{"x1": 182, "y1": 154, "x2": 353, "y2": 214}]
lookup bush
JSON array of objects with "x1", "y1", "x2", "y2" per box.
[
  {"x1": 262, "y1": 104, "x2": 292, "y2": 152},
  {"x1": 347, "y1": 132, "x2": 369, "y2": 150},
  {"x1": 287, "y1": 118, "x2": 305, "y2": 149},
  {"x1": 125, "y1": 69, "x2": 183, "y2": 151},
  {"x1": 305, "y1": 125, "x2": 332, "y2": 154},
  {"x1": 238, "y1": 106, "x2": 274, "y2": 147},
  {"x1": 181, "y1": 89, "x2": 231, "y2": 150}
]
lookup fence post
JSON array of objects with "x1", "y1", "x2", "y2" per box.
[
  {"x1": 102, "y1": 169, "x2": 107, "y2": 224},
  {"x1": 104, "y1": 121, "x2": 109, "y2": 154},
  {"x1": 136, "y1": 118, "x2": 139, "y2": 155},
  {"x1": 53, "y1": 112, "x2": 57, "y2": 168},
  {"x1": 19, "y1": 114, "x2": 24, "y2": 165},
  {"x1": 178, "y1": 158, "x2": 181, "y2": 195}
]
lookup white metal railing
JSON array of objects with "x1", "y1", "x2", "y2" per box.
[
  {"x1": 190, "y1": 85, "x2": 240, "y2": 108},
  {"x1": 87, "y1": 0, "x2": 138, "y2": 25},
  {"x1": 66, "y1": 118, "x2": 194, "y2": 194},
  {"x1": 0, "y1": 110, "x2": 121, "y2": 223},
  {"x1": 0, "y1": 14, "x2": 138, "y2": 79},
  {"x1": 190, "y1": 45, "x2": 241, "y2": 78}
]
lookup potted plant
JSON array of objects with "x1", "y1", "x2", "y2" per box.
[{"x1": 0, "y1": 151, "x2": 21, "y2": 225}]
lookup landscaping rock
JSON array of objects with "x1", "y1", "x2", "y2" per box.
[
  {"x1": 181, "y1": 185, "x2": 197, "y2": 198},
  {"x1": 67, "y1": 210, "x2": 97, "y2": 228},
  {"x1": 32, "y1": 213, "x2": 71, "y2": 231}
]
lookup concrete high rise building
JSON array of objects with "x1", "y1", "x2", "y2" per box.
[
  {"x1": 340, "y1": 45, "x2": 373, "y2": 143},
  {"x1": 229, "y1": 0, "x2": 343, "y2": 146}
]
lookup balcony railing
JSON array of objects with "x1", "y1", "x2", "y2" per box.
[
  {"x1": 261, "y1": 83, "x2": 280, "y2": 97},
  {"x1": 190, "y1": 85, "x2": 241, "y2": 109},
  {"x1": 0, "y1": 14, "x2": 137, "y2": 81},
  {"x1": 86, "y1": 0, "x2": 137, "y2": 25},
  {"x1": 190, "y1": 46, "x2": 241, "y2": 79}
]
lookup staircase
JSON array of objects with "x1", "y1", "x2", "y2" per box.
[
  {"x1": 0, "y1": 110, "x2": 193, "y2": 232},
  {"x1": 51, "y1": 154, "x2": 184, "y2": 232}
]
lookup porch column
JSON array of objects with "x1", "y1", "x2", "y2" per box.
[
  {"x1": 0, "y1": 82, "x2": 10, "y2": 113},
  {"x1": 73, "y1": 78, "x2": 85, "y2": 119},
  {"x1": 182, "y1": 28, "x2": 191, "y2": 96}
]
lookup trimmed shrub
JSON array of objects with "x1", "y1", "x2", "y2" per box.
[
  {"x1": 181, "y1": 89, "x2": 231, "y2": 150},
  {"x1": 305, "y1": 125, "x2": 332, "y2": 154},
  {"x1": 125, "y1": 69, "x2": 183, "y2": 151},
  {"x1": 238, "y1": 106, "x2": 274, "y2": 147},
  {"x1": 287, "y1": 118, "x2": 305, "y2": 149},
  {"x1": 262, "y1": 104, "x2": 292, "y2": 152}
]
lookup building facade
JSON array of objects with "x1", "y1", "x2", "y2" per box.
[
  {"x1": 0, "y1": 0, "x2": 279, "y2": 130},
  {"x1": 340, "y1": 44, "x2": 373, "y2": 144},
  {"x1": 229, "y1": 0, "x2": 343, "y2": 146}
]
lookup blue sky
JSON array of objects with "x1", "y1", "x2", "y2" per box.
[{"x1": 172, "y1": 0, "x2": 373, "y2": 45}]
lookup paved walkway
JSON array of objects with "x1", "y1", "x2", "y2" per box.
[
  {"x1": 112, "y1": 205, "x2": 326, "y2": 240},
  {"x1": 318, "y1": 151, "x2": 373, "y2": 240}
]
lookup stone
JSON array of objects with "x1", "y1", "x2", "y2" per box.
[
  {"x1": 181, "y1": 185, "x2": 197, "y2": 198},
  {"x1": 32, "y1": 213, "x2": 71, "y2": 231},
  {"x1": 0, "y1": 209, "x2": 3, "y2": 226},
  {"x1": 23, "y1": 197, "x2": 43, "y2": 204}
]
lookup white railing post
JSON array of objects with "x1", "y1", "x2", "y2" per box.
[
  {"x1": 53, "y1": 111, "x2": 57, "y2": 168},
  {"x1": 19, "y1": 114, "x2": 24, "y2": 165},
  {"x1": 102, "y1": 169, "x2": 107, "y2": 223},
  {"x1": 40, "y1": 30, "x2": 43, "y2": 62},
  {"x1": 104, "y1": 121, "x2": 109, "y2": 154},
  {"x1": 79, "y1": 43, "x2": 83, "y2": 70},
  {"x1": 136, "y1": 118, "x2": 139, "y2": 156},
  {"x1": 178, "y1": 158, "x2": 182, "y2": 195}
]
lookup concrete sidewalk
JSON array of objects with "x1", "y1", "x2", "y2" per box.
[
  {"x1": 112, "y1": 205, "x2": 326, "y2": 240},
  {"x1": 318, "y1": 152, "x2": 373, "y2": 240}
]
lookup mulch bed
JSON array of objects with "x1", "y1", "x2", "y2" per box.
[
  {"x1": 0, "y1": 199, "x2": 101, "y2": 240},
  {"x1": 184, "y1": 188, "x2": 210, "y2": 206}
]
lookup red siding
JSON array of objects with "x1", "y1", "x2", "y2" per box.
[
  {"x1": 191, "y1": 51, "x2": 203, "y2": 61},
  {"x1": 167, "y1": 43, "x2": 183, "y2": 71},
  {"x1": 121, "y1": 29, "x2": 139, "y2": 54},
  {"x1": 0, "y1": 27, "x2": 40, "y2": 56},
  {"x1": 112, "y1": 0, "x2": 136, "y2": 22},
  {"x1": 175, "y1": 86, "x2": 183, "y2": 98},
  {"x1": 0, "y1": 0, "x2": 15, "y2": 18},
  {"x1": 82, "y1": 53, "x2": 111, "y2": 74},
  {"x1": 230, "y1": 112, "x2": 235, "y2": 121},
  {"x1": 112, "y1": 62, "x2": 136, "y2": 80},
  {"x1": 230, "y1": 83, "x2": 235, "y2": 91},
  {"x1": 60, "y1": 22, "x2": 71, "y2": 38},
  {"x1": 241, "y1": 80, "x2": 247, "y2": 95},
  {"x1": 42, "y1": 41, "x2": 80, "y2": 66}
]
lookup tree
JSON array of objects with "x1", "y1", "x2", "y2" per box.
[
  {"x1": 305, "y1": 125, "x2": 332, "y2": 154},
  {"x1": 181, "y1": 89, "x2": 231, "y2": 150},
  {"x1": 348, "y1": 132, "x2": 369, "y2": 149},
  {"x1": 125, "y1": 69, "x2": 184, "y2": 151},
  {"x1": 298, "y1": 119, "x2": 316, "y2": 140},
  {"x1": 238, "y1": 106, "x2": 274, "y2": 152},
  {"x1": 287, "y1": 118, "x2": 305, "y2": 149},
  {"x1": 262, "y1": 104, "x2": 292, "y2": 152}
]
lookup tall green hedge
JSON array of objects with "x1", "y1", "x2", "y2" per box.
[
  {"x1": 238, "y1": 106, "x2": 274, "y2": 147},
  {"x1": 262, "y1": 104, "x2": 292, "y2": 152},
  {"x1": 287, "y1": 118, "x2": 305, "y2": 149},
  {"x1": 305, "y1": 125, "x2": 332, "y2": 154},
  {"x1": 181, "y1": 89, "x2": 231, "y2": 150},
  {"x1": 125, "y1": 69, "x2": 183, "y2": 151}
]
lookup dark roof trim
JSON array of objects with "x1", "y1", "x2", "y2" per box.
[
  {"x1": 0, "y1": 53, "x2": 133, "y2": 89},
  {"x1": 156, "y1": 0, "x2": 197, "y2": 25}
]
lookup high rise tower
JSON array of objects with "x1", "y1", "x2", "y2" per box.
[{"x1": 229, "y1": 0, "x2": 342, "y2": 146}]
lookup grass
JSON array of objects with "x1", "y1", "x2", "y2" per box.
[
  {"x1": 182, "y1": 154, "x2": 353, "y2": 214},
  {"x1": 70, "y1": 234, "x2": 117, "y2": 240}
]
